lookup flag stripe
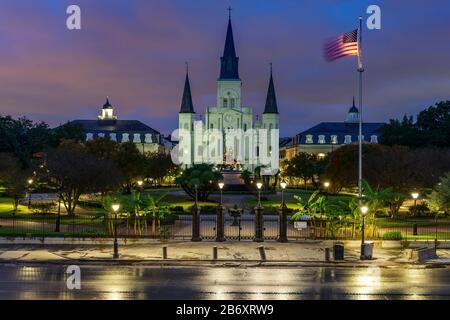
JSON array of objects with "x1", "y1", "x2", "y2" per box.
[{"x1": 323, "y1": 29, "x2": 359, "y2": 62}]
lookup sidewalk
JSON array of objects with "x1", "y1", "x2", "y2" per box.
[{"x1": 1, "y1": 240, "x2": 449, "y2": 267}]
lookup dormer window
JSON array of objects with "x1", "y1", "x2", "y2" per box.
[
  {"x1": 86, "y1": 133, "x2": 93, "y2": 141},
  {"x1": 110, "y1": 133, "x2": 117, "y2": 141},
  {"x1": 122, "y1": 133, "x2": 129, "y2": 142},
  {"x1": 133, "y1": 134, "x2": 141, "y2": 143},
  {"x1": 344, "y1": 135, "x2": 352, "y2": 144},
  {"x1": 331, "y1": 135, "x2": 338, "y2": 144},
  {"x1": 318, "y1": 135, "x2": 326, "y2": 144},
  {"x1": 306, "y1": 135, "x2": 313, "y2": 144},
  {"x1": 371, "y1": 135, "x2": 378, "y2": 143},
  {"x1": 98, "y1": 133, "x2": 105, "y2": 138}
]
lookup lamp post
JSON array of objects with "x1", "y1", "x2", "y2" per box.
[
  {"x1": 218, "y1": 182, "x2": 224, "y2": 206},
  {"x1": 256, "y1": 182, "x2": 263, "y2": 206},
  {"x1": 323, "y1": 181, "x2": 330, "y2": 200},
  {"x1": 216, "y1": 182, "x2": 225, "y2": 242},
  {"x1": 411, "y1": 192, "x2": 419, "y2": 216},
  {"x1": 360, "y1": 205, "x2": 369, "y2": 260},
  {"x1": 112, "y1": 199, "x2": 120, "y2": 259},
  {"x1": 254, "y1": 182, "x2": 264, "y2": 242},
  {"x1": 191, "y1": 185, "x2": 201, "y2": 242},
  {"x1": 27, "y1": 179, "x2": 33, "y2": 207},
  {"x1": 277, "y1": 181, "x2": 288, "y2": 242}
]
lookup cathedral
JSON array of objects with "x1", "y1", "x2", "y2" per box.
[{"x1": 177, "y1": 15, "x2": 280, "y2": 176}]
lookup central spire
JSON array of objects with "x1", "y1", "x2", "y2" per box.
[{"x1": 219, "y1": 10, "x2": 240, "y2": 80}]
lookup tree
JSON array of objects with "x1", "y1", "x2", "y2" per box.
[
  {"x1": 46, "y1": 141, "x2": 122, "y2": 216},
  {"x1": 0, "y1": 153, "x2": 30, "y2": 213},
  {"x1": 176, "y1": 164, "x2": 223, "y2": 201},
  {"x1": 326, "y1": 144, "x2": 450, "y2": 194},
  {"x1": 379, "y1": 101, "x2": 450, "y2": 148},
  {"x1": 0, "y1": 115, "x2": 51, "y2": 166},
  {"x1": 115, "y1": 142, "x2": 146, "y2": 193},
  {"x1": 283, "y1": 153, "x2": 328, "y2": 189},
  {"x1": 429, "y1": 172, "x2": 450, "y2": 214},
  {"x1": 144, "y1": 152, "x2": 178, "y2": 186},
  {"x1": 49, "y1": 122, "x2": 85, "y2": 147}
]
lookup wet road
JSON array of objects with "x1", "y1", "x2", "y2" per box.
[{"x1": 0, "y1": 264, "x2": 449, "y2": 300}]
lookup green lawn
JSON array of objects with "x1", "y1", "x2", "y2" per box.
[{"x1": 0, "y1": 197, "x2": 33, "y2": 216}]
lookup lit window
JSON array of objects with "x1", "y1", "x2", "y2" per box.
[
  {"x1": 371, "y1": 135, "x2": 378, "y2": 143},
  {"x1": 122, "y1": 133, "x2": 129, "y2": 142},
  {"x1": 145, "y1": 134, "x2": 153, "y2": 143},
  {"x1": 110, "y1": 133, "x2": 117, "y2": 141},
  {"x1": 133, "y1": 134, "x2": 141, "y2": 143},
  {"x1": 86, "y1": 133, "x2": 93, "y2": 141},
  {"x1": 318, "y1": 135, "x2": 325, "y2": 144},
  {"x1": 306, "y1": 135, "x2": 313, "y2": 144},
  {"x1": 344, "y1": 135, "x2": 352, "y2": 144},
  {"x1": 331, "y1": 135, "x2": 338, "y2": 144}
]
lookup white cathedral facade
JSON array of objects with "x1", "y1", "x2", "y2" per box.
[{"x1": 176, "y1": 16, "x2": 280, "y2": 176}]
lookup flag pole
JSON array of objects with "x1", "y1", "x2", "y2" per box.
[{"x1": 357, "y1": 16, "x2": 365, "y2": 252}]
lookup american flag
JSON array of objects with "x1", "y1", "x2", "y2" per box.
[{"x1": 324, "y1": 29, "x2": 359, "y2": 62}]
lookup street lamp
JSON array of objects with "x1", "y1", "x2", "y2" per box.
[
  {"x1": 360, "y1": 205, "x2": 369, "y2": 259},
  {"x1": 411, "y1": 192, "x2": 419, "y2": 216},
  {"x1": 256, "y1": 182, "x2": 263, "y2": 206},
  {"x1": 280, "y1": 181, "x2": 287, "y2": 207},
  {"x1": 323, "y1": 181, "x2": 330, "y2": 200},
  {"x1": 218, "y1": 182, "x2": 224, "y2": 206},
  {"x1": 27, "y1": 179, "x2": 34, "y2": 207},
  {"x1": 111, "y1": 199, "x2": 120, "y2": 259},
  {"x1": 137, "y1": 180, "x2": 143, "y2": 187}
]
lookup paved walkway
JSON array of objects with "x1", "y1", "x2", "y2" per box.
[{"x1": 0, "y1": 241, "x2": 449, "y2": 267}]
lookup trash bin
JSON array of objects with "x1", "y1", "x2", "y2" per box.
[
  {"x1": 361, "y1": 242, "x2": 374, "y2": 260},
  {"x1": 333, "y1": 242, "x2": 344, "y2": 261}
]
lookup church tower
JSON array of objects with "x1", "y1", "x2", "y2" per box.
[
  {"x1": 262, "y1": 65, "x2": 280, "y2": 174},
  {"x1": 216, "y1": 13, "x2": 242, "y2": 112},
  {"x1": 178, "y1": 65, "x2": 195, "y2": 167}
]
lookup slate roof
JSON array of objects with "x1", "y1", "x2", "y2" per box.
[
  {"x1": 296, "y1": 122, "x2": 385, "y2": 145},
  {"x1": 69, "y1": 120, "x2": 160, "y2": 134}
]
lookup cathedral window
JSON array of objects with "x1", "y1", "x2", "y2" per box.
[
  {"x1": 223, "y1": 98, "x2": 228, "y2": 108},
  {"x1": 371, "y1": 135, "x2": 378, "y2": 143},
  {"x1": 306, "y1": 135, "x2": 313, "y2": 144},
  {"x1": 318, "y1": 135, "x2": 325, "y2": 144},
  {"x1": 344, "y1": 135, "x2": 352, "y2": 144}
]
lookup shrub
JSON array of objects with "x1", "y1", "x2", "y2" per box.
[
  {"x1": 382, "y1": 231, "x2": 403, "y2": 240},
  {"x1": 30, "y1": 202, "x2": 56, "y2": 215}
]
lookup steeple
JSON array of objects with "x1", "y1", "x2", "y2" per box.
[
  {"x1": 263, "y1": 64, "x2": 279, "y2": 114},
  {"x1": 179, "y1": 63, "x2": 195, "y2": 114},
  {"x1": 219, "y1": 10, "x2": 239, "y2": 80}
]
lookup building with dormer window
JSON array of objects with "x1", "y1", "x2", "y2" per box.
[
  {"x1": 65, "y1": 97, "x2": 165, "y2": 154},
  {"x1": 280, "y1": 97, "x2": 385, "y2": 162}
]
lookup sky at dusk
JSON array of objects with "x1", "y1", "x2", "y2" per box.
[{"x1": 1, "y1": 0, "x2": 450, "y2": 137}]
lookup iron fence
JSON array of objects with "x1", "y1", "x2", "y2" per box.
[{"x1": 1, "y1": 214, "x2": 450, "y2": 241}]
